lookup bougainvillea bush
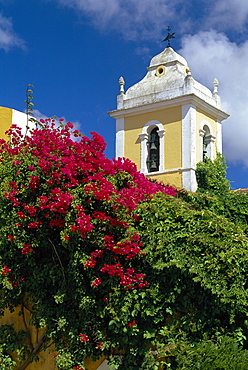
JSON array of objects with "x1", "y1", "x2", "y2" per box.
[{"x1": 0, "y1": 119, "x2": 175, "y2": 369}]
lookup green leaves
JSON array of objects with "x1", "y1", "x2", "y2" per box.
[{"x1": 196, "y1": 153, "x2": 230, "y2": 197}]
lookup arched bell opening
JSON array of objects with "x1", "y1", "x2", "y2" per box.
[{"x1": 147, "y1": 127, "x2": 160, "y2": 172}]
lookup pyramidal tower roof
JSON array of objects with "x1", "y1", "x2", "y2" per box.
[{"x1": 114, "y1": 47, "x2": 225, "y2": 115}]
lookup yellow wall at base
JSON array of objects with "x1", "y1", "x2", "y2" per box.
[
  {"x1": 0, "y1": 307, "x2": 106, "y2": 370},
  {"x1": 0, "y1": 307, "x2": 57, "y2": 370}
]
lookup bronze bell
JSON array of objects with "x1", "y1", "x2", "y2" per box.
[
  {"x1": 150, "y1": 142, "x2": 157, "y2": 150},
  {"x1": 150, "y1": 160, "x2": 157, "y2": 169}
]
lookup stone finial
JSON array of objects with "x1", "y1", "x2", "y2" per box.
[
  {"x1": 119, "y1": 76, "x2": 125, "y2": 95},
  {"x1": 184, "y1": 68, "x2": 194, "y2": 94},
  {"x1": 186, "y1": 68, "x2": 192, "y2": 77},
  {"x1": 213, "y1": 78, "x2": 219, "y2": 96},
  {"x1": 213, "y1": 78, "x2": 220, "y2": 107}
]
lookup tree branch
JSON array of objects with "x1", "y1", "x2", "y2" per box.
[
  {"x1": 21, "y1": 299, "x2": 34, "y2": 351},
  {"x1": 17, "y1": 331, "x2": 46, "y2": 370},
  {"x1": 48, "y1": 237, "x2": 66, "y2": 282}
]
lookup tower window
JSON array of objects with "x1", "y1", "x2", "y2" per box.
[
  {"x1": 147, "y1": 127, "x2": 159, "y2": 172},
  {"x1": 139, "y1": 120, "x2": 165, "y2": 174},
  {"x1": 200, "y1": 123, "x2": 216, "y2": 162}
]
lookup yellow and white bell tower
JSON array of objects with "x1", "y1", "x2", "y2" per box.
[{"x1": 109, "y1": 47, "x2": 229, "y2": 191}]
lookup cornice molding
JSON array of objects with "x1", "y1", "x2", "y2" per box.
[{"x1": 108, "y1": 94, "x2": 229, "y2": 122}]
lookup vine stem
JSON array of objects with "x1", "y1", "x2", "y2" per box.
[
  {"x1": 17, "y1": 331, "x2": 46, "y2": 370},
  {"x1": 21, "y1": 300, "x2": 34, "y2": 351},
  {"x1": 48, "y1": 237, "x2": 66, "y2": 282}
]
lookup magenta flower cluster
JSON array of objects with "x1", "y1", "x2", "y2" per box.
[{"x1": 0, "y1": 118, "x2": 176, "y2": 353}]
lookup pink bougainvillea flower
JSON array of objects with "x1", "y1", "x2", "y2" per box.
[
  {"x1": 79, "y1": 333, "x2": 90, "y2": 342},
  {"x1": 92, "y1": 278, "x2": 102, "y2": 287},
  {"x1": 16, "y1": 211, "x2": 26, "y2": 219},
  {"x1": 13, "y1": 160, "x2": 21, "y2": 166},
  {"x1": 2, "y1": 265, "x2": 11, "y2": 276},
  {"x1": 128, "y1": 320, "x2": 137, "y2": 327},
  {"x1": 21, "y1": 244, "x2": 34, "y2": 255},
  {"x1": 7, "y1": 235, "x2": 15, "y2": 242},
  {"x1": 84, "y1": 257, "x2": 96, "y2": 268}
]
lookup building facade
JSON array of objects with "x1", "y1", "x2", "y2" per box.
[{"x1": 0, "y1": 106, "x2": 30, "y2": 139}]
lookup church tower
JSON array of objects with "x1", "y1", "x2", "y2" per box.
[{"x1": 109, "y1": 46, "x2": 229, "y2": 191}]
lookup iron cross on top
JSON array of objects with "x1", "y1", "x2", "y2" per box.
[{"x1": 163, "y1": 26, "x2": 176, "y2": 47}]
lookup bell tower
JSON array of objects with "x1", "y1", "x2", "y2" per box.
[{"x1": 109, "y1": 47, "x2": 229, "y2": 191}]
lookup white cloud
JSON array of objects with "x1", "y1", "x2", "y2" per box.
[
  {"x1": 0, "y1": 13, "x2": 26, "y2": 51},
  {"x1": 207, "y1": 0, "x2": 248, "y2": 32},
  {"x1": 32, "y1": 109, "x2": 82, "y2": 139},
  {"x1": 179, "y1": 30, "x2": 248, "y2": 165},
  {"x1": 53, "y1": 0, "x2": 248, "y2": 41},
  {"x1": 59, "y1": 0, "x2": 120, "y2": 24},
  {"x1": 55, "y1": 0, "x2": 184, "y2": 40},
  {"x1": 32, "y1": 109, "x2": 47, "y2": 122}
]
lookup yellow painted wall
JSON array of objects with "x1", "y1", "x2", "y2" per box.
[
  {"x1": 0, "y1": 106, "x2": 13, "y2": 139},
  {"x1": 147, "y1": 171, "x2": 182, "y2": 188},
  {"x1": 0, "y1": 307, "x2": 106, "y2": 370},
  {"x1": 0, "y1": 307, "x2": 57, "y2": 370},
  {"x1": 124, "y1": 106, "x2": 182, "y2": 172}
]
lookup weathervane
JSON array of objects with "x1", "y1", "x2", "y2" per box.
[{"x1": 163, "y1": 26, "x2": 175, "y2": 47}]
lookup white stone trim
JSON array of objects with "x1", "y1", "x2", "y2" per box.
[
  {"x1": 216, "y1": 120, "x2": 222, "y2": 154},
  {"x1": 145, "y1": 166, "x2": 194, "y2": 176},
  {"x1": 157, "y1": 129, "x2": 165, "y2": 172},
  {"x1": 139, "y1": 120, "x2": 165, "y2": 173},
  {"x1": 182, "y1": 104, "x2": 197, "y2": 192},
  {"x1": 139, "y1": 132, "x2": 149, "y2": 173},
  {"x1": 115, "y1": 117, "x2": 125, "y2": 158},
  {"x1": 109, "y1": 94, "x2": 229, "y2": 122}
]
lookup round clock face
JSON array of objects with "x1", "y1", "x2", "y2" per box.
[{"x1": 155, "y1": 65, "x2": 166, "y2": 77}]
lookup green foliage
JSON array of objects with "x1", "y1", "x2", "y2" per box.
[
  {"x1": 175, "y1": 335, "x2": 248, "y2": 369},
  {"x1": 0, "y1": 346, "x2": 16, "y2": 370},
  {"x1": 179, "y1": 154, "x2": 248, "y2": 226},
  {"x1": 196, "y1": 153, "x2": 230, "y2": 197},
  {"x1": 134, "y1": 193, "x2": 248, "y2": 368}
]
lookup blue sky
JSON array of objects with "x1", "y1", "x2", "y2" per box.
[{"x1": 0, "y1": 0, "x2": 248, "y2": 189}]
